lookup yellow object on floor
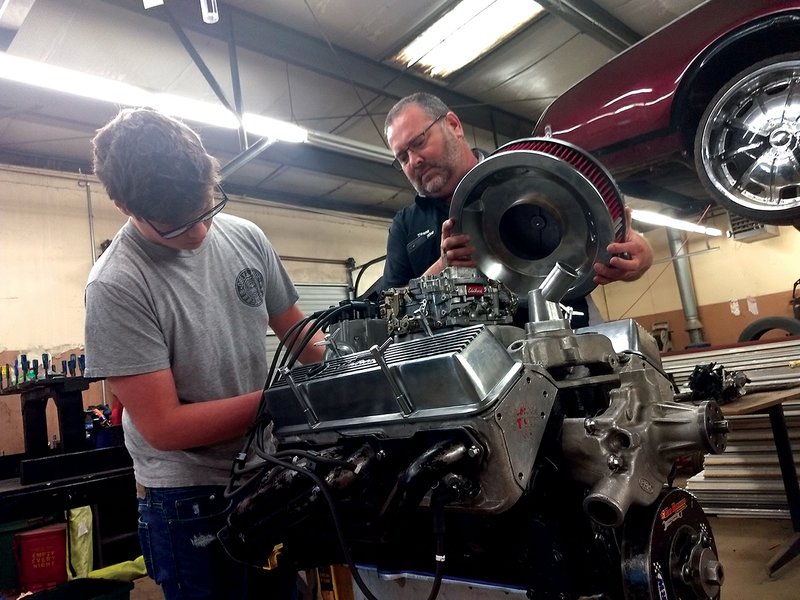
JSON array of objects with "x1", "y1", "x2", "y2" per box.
[
  {"x1": 67, "y1": 506, "x2": 93, "y2": 579},
  {"x1": 87, "y1": 556, "x2": 147, "y2": 582}
]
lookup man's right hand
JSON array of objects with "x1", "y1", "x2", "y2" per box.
[{"x1": 423, "y1": 218, "x2": 476, "y2": 277}]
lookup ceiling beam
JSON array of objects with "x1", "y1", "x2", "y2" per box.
[
  {"x1": 222, "y1": 182, "x2": 397, "y2": 220},
  {"x1": 537, "y1": 0, "x2": 641, "y2": 52},
  {"x1": 101, "y1": 0, "x2": 536, "y2": 139},
  {"x1": 0, "y1": 77, "x2": 408, "y2": 210},
  {"x1": 258, "y1": 142, "x2": 409, "y2": 190}
]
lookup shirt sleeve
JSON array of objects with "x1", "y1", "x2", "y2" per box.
[
  {"x1": 84, "y1": 279, "x2": 170, "y2": 378},
  {"x1": 262, "y1": 239, "x2": 299, "y2": 317}
]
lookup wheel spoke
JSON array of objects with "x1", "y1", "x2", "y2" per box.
[
  {"x1": 724, "y1": 116, "x2": 765, "y2": 139},
  {"x1": 782, "y1": 75, "x2": 800, "y2": 118},
  {"x1": 734, "y1": 152, "x2": 767, "y2": 192},
  {"x1": 718, "y1": 140, "x2": 766, "y2": 162}
]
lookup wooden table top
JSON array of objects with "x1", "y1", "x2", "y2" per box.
[{"x1": 722, "y1": 387, "x2": 800, "y2": 416}]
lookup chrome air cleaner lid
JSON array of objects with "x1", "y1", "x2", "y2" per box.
[{"x1": 450, "y1": 137, "x2": 626, "y2": 300}]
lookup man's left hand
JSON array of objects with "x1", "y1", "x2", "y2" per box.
[{"x1": 593, "y1": 207, "x2": 654, "y2": 285}]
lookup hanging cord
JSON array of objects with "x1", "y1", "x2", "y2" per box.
[
  {"x1": 301, "y1": 0, "x2": 385, "y2": 142},
  {"x1": 353, "y1": 255, "x2": 386, "y2": 298}
]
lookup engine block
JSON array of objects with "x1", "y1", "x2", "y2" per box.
[{"x1": 221, "y1": 141, "x2": 731, "y2": 600}]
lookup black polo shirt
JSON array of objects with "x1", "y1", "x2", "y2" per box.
[{"x1": 383, "y1": 195, "x2": 449, "y2": 289}]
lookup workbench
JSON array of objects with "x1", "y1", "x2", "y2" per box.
[
  {"x1": 0, "y1": 375, "x2": 139, "y2": 568},
  {"x1": 721, "y1": 386, "x2": 800, "y2": 575}
]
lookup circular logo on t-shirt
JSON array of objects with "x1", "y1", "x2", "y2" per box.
[{"x1": 235, "y1": 268, "x2": 265, "y2": 307}]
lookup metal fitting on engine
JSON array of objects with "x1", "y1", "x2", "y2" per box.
[{"x1": 607, "y1": 454, "x2": 624, "y2": 473}]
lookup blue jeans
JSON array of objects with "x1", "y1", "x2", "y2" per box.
[{"x1": 137, "y1": 485, "x2": 296, "y2": 600}]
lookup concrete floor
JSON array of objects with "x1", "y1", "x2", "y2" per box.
[{"x1": 130, "y1": 516, "x2": 800, "y2": 599}]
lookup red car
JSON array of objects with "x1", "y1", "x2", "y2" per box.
[{"x1": 533, "y1": 0, "x2": 800, "y2": 226}]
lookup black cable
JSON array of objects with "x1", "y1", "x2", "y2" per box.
[
  {"x1": 283, "y1": 302, "x2": 373, "y2": 369},
  {"x1": 228, "y1": 444, "x2": 451, "y2": 600},
  {"x1": 276, "y1": 449, "x2": 356, "y2": 470},
  {"x1": 257, "y1": 452, "x2": 382, "y2": 600},
  {"x1": 353, "y1": 254, "x2": 386, "y2": 298},
  {"x1": 225, "y1": 311, "x2": 316, "y2": 497},
  {"x1": 227, "y1": 302, "x2": 372, "y2": 497},
  {"x1": 425, "y1": 490, "x2": 449, "y2": 600}
]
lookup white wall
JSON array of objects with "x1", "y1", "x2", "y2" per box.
[
  {"x1": 4, "y1": 161, "x2": 800, "y2": 355},
  {"x1": 592, "y1": 212, "x2": 800, "y2": 320},
  {"x1": 0, "y1": 164, "x2": 389, "y2": 354}
]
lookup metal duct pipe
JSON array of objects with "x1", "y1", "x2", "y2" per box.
[
  {"x1": 82, "y1": 176, "x2": 109, "y2": 407},
  {"x1": 666, "y1": 226, "x2": 707, "y2": 347}
]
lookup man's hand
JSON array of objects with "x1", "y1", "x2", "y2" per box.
[
  {"x1": 593, "y1": 207, "x2": 653, "y2": 285},
  {"x1": 423, "y1": 218, "x2": 476, "y2": 276}
]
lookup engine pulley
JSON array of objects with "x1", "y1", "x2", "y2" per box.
[{"x1": 622, "y1": 488, "x2": 723, "y2": 600}]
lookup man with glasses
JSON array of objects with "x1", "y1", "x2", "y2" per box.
[
  {"x1": 84, "y1": 108, "x2": 324, "y2": 599},
  {"x1": 383, "y1": 92, "x2": 654, "y2": 327}
]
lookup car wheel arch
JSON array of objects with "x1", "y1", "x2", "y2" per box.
[
  {"x1": 671, "y1": 13, "x2": 800, "y2": 154},
  {"x1": 693, "y1": 51, "x2": 800, "y2": 224}
]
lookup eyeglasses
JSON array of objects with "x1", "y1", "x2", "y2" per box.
[
  {"x1": 145, "y1": 185, "x2": 229, "y2": 239},
  {"x1": 391, "y1": 113, "x2": 447, "y2": 171}
]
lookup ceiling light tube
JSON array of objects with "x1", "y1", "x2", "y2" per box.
[
  {"x1": 0, "y1": 52, "x2": 307, "y2": 144},
  {"x1": 393, "y1": 0, "x2": 543, "y2": 78},
  {"x1": 631, "y1": 209, "x2": 722, "y2": 236},
  {"x1": 306, "y1": 131, "x2": 394, "y2": 163}
]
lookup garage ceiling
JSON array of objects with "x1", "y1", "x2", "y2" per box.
[{"x1": 0, "y1": 0, "x2": 707, "y2": 218}]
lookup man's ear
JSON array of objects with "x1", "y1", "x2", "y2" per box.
[{"x1": 445, "y1": 111, "x2": 464, "y2": 139}]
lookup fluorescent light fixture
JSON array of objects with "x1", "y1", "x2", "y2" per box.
[
  {"x1": 306, "y1": 131, "x2": 395, "y2": 164},
  {"x1": 393, "y1": 0, "x2": 543, "y2": 78},
  {"x1": 0, "y1": 0, "x2": 36, "y2": 28},
  {"x1": 243, "y1": 113, "x2": 307, "y2": 143},
  {"x1": 631, "y1": 209, "x2": 723, "y2": 237},
  {"x1": 0, "y1": 52, "x2": 307, "y2": 143}
]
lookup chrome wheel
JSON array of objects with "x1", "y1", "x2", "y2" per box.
[{"x1": 696, "y1": 53, "x2": 800, "y2": 224}]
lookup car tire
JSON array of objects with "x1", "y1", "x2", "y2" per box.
[
  {"x1": 737, "y1": 316, "x2": 800, "y2": 342},
  {"x1": 695, "y1": 53, "x2": 800, "y2": 225}
]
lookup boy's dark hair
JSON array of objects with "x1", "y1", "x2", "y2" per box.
[{"x1": 92, "y1": 108, "x2": 220, "y2": 224}]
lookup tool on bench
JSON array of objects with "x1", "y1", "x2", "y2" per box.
[{"x1": 20, "y1": 354, "x2": 29, "y2": 382}]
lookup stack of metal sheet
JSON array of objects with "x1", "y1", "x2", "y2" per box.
[{"x1": 661, "y1": 338, "x2": 800, "y2": 518}]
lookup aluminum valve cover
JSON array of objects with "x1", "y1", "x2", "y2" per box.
[{"x1": 267, "y1": 325, "x2": 523, "y2": 438}]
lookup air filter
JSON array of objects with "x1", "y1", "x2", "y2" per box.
[{"x1": 450, "y1": 137, "x2": 626, "y2": 299}]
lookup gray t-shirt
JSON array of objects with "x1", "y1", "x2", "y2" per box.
[{"x1": 84, "y1": 213, "x2": 298, "y2": 487}]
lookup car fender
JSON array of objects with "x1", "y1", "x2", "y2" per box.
[{"x1": 534, "y1": 0, "x2": 800, "y2": 171}]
